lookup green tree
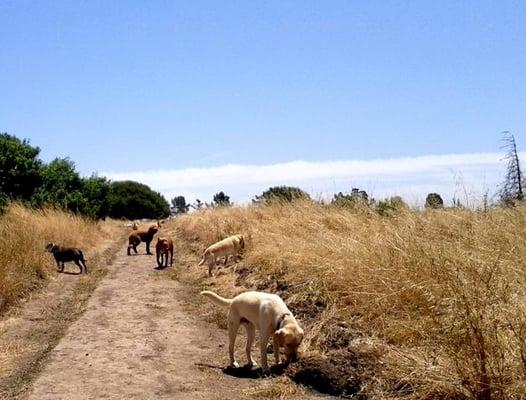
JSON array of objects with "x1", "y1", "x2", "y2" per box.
[
  {"x1": 32, "y1": 158, "x2": 87, "y2": 213},
  {"x1": 332, "y1": 188, "x2": 370, "y2": 207},
  {"x1": 213, "y1": 191, "x2": 231, "y2": 207},
  {"x1": 254, "y1": 186, "x2": 310, "y2": 204},
  {"x1": 425, "y1": 193, "x2": 444, "y2": 209},
  {"x1": 0, "y1": 133, "x2": 42, "y2": 201},
  {"x1": 80, "y1": 175, "x2": 112, "y2": 219},
  {"x1": 171, "y1": 195, "x2": 189, "y2": 215},
  {"x1": 108, "y1": 181, "x2": 170, "y2": 220},
  {"x1": 376, "y1": 196, "x2": 407, "y2": 216}
]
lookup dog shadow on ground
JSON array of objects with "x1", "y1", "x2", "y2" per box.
[
  {"x1": 223, "y1": 363, "x2": 287, "y2": 379},
  {"x1": 61, "y1": 270, "x2": 82, "y2": 275},
  {"x1": 195, "y1": 363, "x2": 287, "y2": 379}
]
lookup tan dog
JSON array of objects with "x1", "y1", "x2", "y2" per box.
[
  {"x1": 198, "y1": 234, "x2": 245, "y2": 277},
  {"x1": 200, "y1": 290, "x2": 304, "y2": 373},
  {"x1": 155, "y1": 237, "x2": 173, "y2": 268}
]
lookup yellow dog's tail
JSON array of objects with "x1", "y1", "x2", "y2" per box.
[{"x1": 200, "y1": 291, "x2": 232, "y2": 308}]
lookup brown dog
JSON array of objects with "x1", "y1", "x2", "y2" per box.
[
  {"x1": 198, "y1": 234, "x2": 245, "y2": 277},
  {"x1": 155, "y1": 237, "x2": 173, "y2": 268},
  {"x1": 127, "y1": 225, "x2": 158, "y2": 255}
]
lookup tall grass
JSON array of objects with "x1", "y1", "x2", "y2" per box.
[
  {"x1": 0, "y1": 203, "x2": 117, "y2": 312},
  {"x1": 174, "y1": 201, "x2": 526, "y2": 399}
]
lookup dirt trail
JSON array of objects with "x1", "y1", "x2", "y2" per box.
[
  {"x1": 0, "y1": 238, "x2": 122, "y2": 399},
  {"x1": 24, "y1": 244, "x2": 326, "y2": 400}
]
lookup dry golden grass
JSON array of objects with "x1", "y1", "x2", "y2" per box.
[
  {"x1": 0, "y1": 203, "x2": 120, "y2": 312},
  {"x1": 173, "y1": 201, "x2": 526, "y2": 400},
  {"x1": 242, "y1": 376, "x2": 309, "y2": 399}
]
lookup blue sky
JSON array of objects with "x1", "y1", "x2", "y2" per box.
[{"x1": 1, "y1": 1, "x2": 525, "y2": 204}]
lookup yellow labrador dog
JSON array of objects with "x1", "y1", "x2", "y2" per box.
[
  {"x1": 198, "y1": 234, "x2": 245, "y2": 277},
  {"x1": 200, "y1": 290, "x2": 304, "y2": 374}
]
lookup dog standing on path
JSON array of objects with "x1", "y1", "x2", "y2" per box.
[
  {"x1": 200, "y1": 290, "x2": 304, "y2": 374},
  {"x1": 127, "y1": 225, "x2": 158, "y2": 256},
  {"x1": 46, "y1": 242, "x2": 88, "y2": 274},
  {"x1": 155, "y1": 237, "x2": 173, "y2": 268}
]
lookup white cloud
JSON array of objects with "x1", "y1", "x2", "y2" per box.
[{"x1": 103, "y1": 152, "x2": 515, "y2": 206}]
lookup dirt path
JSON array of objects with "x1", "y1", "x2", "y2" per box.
[
  {"x1": 24, "y1": 244, "x2": 326, "y2": 400},
  {"x1": 0, "y1": 237, "x2": 122, "y2": 399}
]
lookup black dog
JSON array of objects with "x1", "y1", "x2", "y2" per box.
[{"x1": 45, "y1": 242, "x2": 88, "y2": 274}]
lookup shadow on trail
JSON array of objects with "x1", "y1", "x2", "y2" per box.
[
  {"x1": 195, "y1": 362, "x2": 287, "y2": 379},
  {"x1": 61, "y1": 270, "x2": 82, "y2": 275},
  {"x1": 195, "y1": 362, "x2": 224, "y2": 370},
  {"x1": 153, "y1": 264, "x2": 171, "y2": 271},
  {"x1": 224, "y1": 364, "x2": 287, "y2": 379}
]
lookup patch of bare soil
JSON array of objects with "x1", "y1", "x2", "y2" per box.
[{"x1": 287, "y1": 353, "x2": 363, "y2": 398}]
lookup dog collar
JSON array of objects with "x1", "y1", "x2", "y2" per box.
[{"x1": 276, "y1": 313, "x2": 290, "y2": 330}]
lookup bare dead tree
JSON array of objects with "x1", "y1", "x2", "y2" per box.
[{"x1": 500, "y1": 131, "x2": 524, "y2": 205}]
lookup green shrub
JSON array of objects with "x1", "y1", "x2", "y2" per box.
[{"x1": 108, "y1": 180, "x2": 170, "y2": 220}]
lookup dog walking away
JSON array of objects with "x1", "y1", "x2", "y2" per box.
[
  {"x1": 155, "y1": 237, "x2": 173, "y2": 268},
  {"x1": 200, "y1": 290, "x2": 304, "y2": 374},
  {"x1": 198, "y1": 234, "x2": 245, "y2": 277},
  {"x1": 45, "y1": 242, "x2": 88, "y2": 274}
]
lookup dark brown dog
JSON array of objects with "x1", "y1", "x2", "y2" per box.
[
  {"x1": 127, "y1": 225, "x2": 158, "y2": 255},
  {"x1": 155, "y1": 237, "x2": 174, "y2": 268},
  {"x1": 46, "y1": 242, "x2": 88, "y2": 273}
]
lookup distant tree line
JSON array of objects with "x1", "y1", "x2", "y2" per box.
[
  {"x1": 170, "y1": 191, "x2": 233, "y2": 215},
  {"x1": 4, "y1": 131, "x2": 522, "y2": 219},
  {"x1": 168, "y1": 184, "x2": 481, "y2": 217},
  {"x1": 0, "y1": 133, "x2": 170, "y2": 219},
  {"x1": 172, "y1": 132, "x2": 525, "y2": 214}
]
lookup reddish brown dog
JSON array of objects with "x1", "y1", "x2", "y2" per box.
[
  {"x1": 127, "y1": 225, "x2": 158, "y2": 255},
  {"x1": 155, "y1": 237, "x2": 174, "y2": 268}
]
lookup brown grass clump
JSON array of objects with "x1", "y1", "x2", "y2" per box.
[
  {"x1": 173, "y1": 201, "x2": 526, "y2": 400},
  {"x1": 0, "y1": 203, "x2": 119, "y2": 312},
  {"x1": 242, "y1": 376, "x2": 310, "y2": 399}
]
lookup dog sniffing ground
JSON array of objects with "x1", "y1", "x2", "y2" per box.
[{"x1": 17, "y1": 243, "x2": 328, "y2": 400}]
